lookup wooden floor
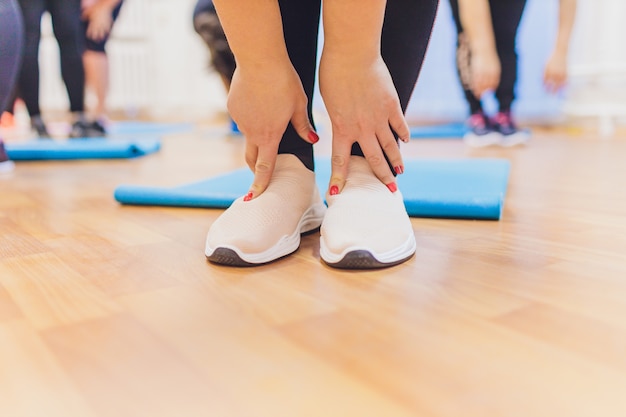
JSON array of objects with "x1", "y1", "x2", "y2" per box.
[{"x1": 2, "y1": 122, "x2": 626, "y2": 417}]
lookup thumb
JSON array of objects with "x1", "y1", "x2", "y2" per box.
[{"x1": 291, "y1": 105, "x2": 319, "y2": 145}]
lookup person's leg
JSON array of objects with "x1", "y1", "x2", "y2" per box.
[
  {"x1": 448, "y1": 0, "x2": 483, "y2": 115},
  {"x1": 82, "y1": 1, "x2": 123, "y2": 123},
  {"x1": 16, "y1": 0, "x2": 45, "y2": 121},
  {"x1": 83, "y1": 50, "x2": 109, "y2": 119},
  {"x1": 490, "y1": 0, "x2": 527, "y2": 113},
  {"x1": 275, "y1": 0, "x2": 321, "y2": 172},
  {"x1": 193, "y1": 0, "x2": 235, "y2": 92},
  {"x1": 0, "y1": 0, "x2": 24, "y2": 171},
  {"x1": 320, "y1": 0, "x2": 439, "y2": 269},
  {"x1": 448, "y1": 0, "x2": 501, "y2": 147},
  {"x1": 489, "y1": 0, "x2": 528, "y2": 145},
  {"x1": 205, "y1": 0, "x2": 326, "y2": 267},
  {"x1": 47, "y1": 0, "x2": 85, "y2": 114},
  {"x1": 192, "y1": 0, "x2": 238, "y2": 132}
]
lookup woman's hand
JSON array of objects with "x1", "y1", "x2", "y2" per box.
[
  {"x1": 82, "y1": 3, "x2": 114, "y2": 42},
  {"x1": 319, "y1": 53, "x2": 409, "y2": 195},
  {"x1": 544, "y1": 51, "x2": 568, "y2": 94},
  {"x1": 469, "y1": 46, "x2": 501, "y2": 98},
  {"x1": 229, "y1": 64, "x2": 317, "y2": 200}
]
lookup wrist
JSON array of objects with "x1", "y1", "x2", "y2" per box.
[
  {"x1": 235, "y1": 56, "x2": 293, "y2": 81},
  {"x1": 321, "y1": 46, "x2": 380, "y2": 68}
]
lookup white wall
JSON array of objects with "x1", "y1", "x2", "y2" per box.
[{"x1": 39, "y1": 0, "x2": 626, "y2": 129}]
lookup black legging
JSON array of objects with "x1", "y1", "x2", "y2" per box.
[
  {"x1": 449, "y1": 0, "x2": 527, "y2": 114},
  {"x1": 0, "y1": 0, "x2": 23, "y2": 114},
  {"x1": 17, "y1": 0, "x2": 85, "y2": 117},
  {"x1": 277, "y1": 0, "x2": 439, "y2": 171}
]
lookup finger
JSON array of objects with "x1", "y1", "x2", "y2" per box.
[
  {"x1": 290, "y1": 101, "x2": 319, "y2": 145},
  {"x1": 359, "y1": 138, "x2": 397, "y2": 193},
  {"x1": 389, "y1": 107, "x2": 410, "y2": 143},
  {"x1": 377, "y1": 125, "x2": 404, "y2": 176},
  {"x1": 328, "y1": 136, "x2": 352, "y2": 196},
  {"x1": 246, "y1": 143, "x2": 279, "y2": 201},
  {"x1": 244, "y1": 142, "x2": 258, "y2": 172}
]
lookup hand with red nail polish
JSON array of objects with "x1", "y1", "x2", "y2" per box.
[
  {"x1": 216, "y1": 0, "x2": 320, "y2": 200},
  {"x1": 320, "y1": 5, "x2": 410, "y2": 196}
]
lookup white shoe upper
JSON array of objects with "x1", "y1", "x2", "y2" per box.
[
  {"x1": 205, "y1": 154, "x2": 326, "y2": 265},
  {"x1": 320, "y1": 156, "x2": 416, "y2": 268}
]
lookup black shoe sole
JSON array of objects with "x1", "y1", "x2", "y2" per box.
[{"x1": 323, "y1": 250, "x2": 414, "y2": 270}]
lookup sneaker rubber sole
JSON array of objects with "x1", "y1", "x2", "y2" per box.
[
  {"x1": 320, "y1": 234, "x2": 416, "y2": 270},
  {"x1": 206, "y1": 202, "x2": 326, "y2": 267}
]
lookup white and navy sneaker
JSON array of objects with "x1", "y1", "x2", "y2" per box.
[
  {"x1": 463, "y1": 111, "x2": 501, "y2": 148},
  {"x1": 492, "y1": 111, "x2": 530, "y2": 147}
]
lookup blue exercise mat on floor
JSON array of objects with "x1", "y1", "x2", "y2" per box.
[
  {"x1": 115, "y1": 158, "x2": 510, "y2": 220},
  {"x1": 6, "y1": 138, "x2": 161, "y2": 160},
  {"x1": 410, "y1": 122, "x2": 468, "y2": 139},
  {"x1": 108, "y1": 121, "x2": 193, "y2": 135}
]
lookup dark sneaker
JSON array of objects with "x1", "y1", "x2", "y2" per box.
[
  {"x1": 492, "y1": 111, "x2": 530, "y2": 147},
  {"x1": 464, "y1": 111, "x2": 500, "y2": 147},
  {"x1": 31, "y1": 115, "x2": 51, "y2": 139},
  {"x1": 0, "y1": 139, "x2": 15, "y2": 174},
  {"x1": 69, "y1": 119, "x2": 107, "y2": 139}
]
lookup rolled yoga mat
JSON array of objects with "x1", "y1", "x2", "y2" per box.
[
  {"x1": 108, "y1": 121, "x2": 193, "y2": 135},
  {"x1": 114, "y1": 158, "x2": 510, "y2": 220},
  {"x1": 5, "y1": 138, "x2": 161, "y2": 160},
  {"x1": 410, "y1": 122, "x2": 468, "y2": 139}
]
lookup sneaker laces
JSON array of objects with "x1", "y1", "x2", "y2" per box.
[
  {"x1": 493, "y1": 111, "x2": 516, "y2": 129},
  {"x1": 468, "y1": 112, "x2": 487, "y2": 129}
]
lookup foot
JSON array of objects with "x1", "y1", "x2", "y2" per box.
[
  {"x1": 320, "y1": 156, "x2": 416, "y2": 269},
  {"x1": 30, "y1": 115, "x2": 51, "y2": 139},
  {"x1": 69, "y1": 119, "x2": 107, "y2": 139},
  {"x1": 205, "y1": 154, "x2": 326, "y2": 266},
  {"x1": 463, "y1": 111, "x2": 500, "y2": 148},
  {"x1": 492, "y1": 111, "x2": 530, "y2": 147},
  {"x1": 0, "y1": 139, "x2": 15, "y2": 174}
]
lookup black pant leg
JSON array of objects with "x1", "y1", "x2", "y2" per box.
[
  {"x1": 0, "y1": 0, "x2": 24, "y2": 114},
  {"x1": 276, "y1": 0, "x2": 321, "y2": 171},
  {"x1": 448, "y1": 0, "x2": 484, "y2": 115},
  {"x1": 48, "y1": 0, "x2": 85, "y2": 113},
  {"x1": 17, "y1": 0, "x2": 46, "y2": 117},
  {"x1": 489, "y1": 0, "x2": 527, "y2": 112}
]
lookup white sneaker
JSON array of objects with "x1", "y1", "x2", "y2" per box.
[
  {"x1": 205, "y1": 154, "x2": 326, "y2": 266},
  {"x1": 320, "y1": 156, "x2": 416, "y2": 269}
]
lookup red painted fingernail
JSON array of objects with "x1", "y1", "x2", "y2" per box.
[
  {"x1": 308, "y1": 131, "x2": 319, "y2": 144},
  {"x1": 386, "y1": 182, "x2": 397, "y2": 193},
  {"x1": 394, "y1": 165, "x2": 404, "y2": 175},
  {"x1": 329, "y1": 185, "x2": 339, "y2": 196},
  {"x1": 243, "y1": 192, "x2": 253, "y2": 202}
]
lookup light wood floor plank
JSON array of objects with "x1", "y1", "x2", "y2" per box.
[{"x1": 1, "y1": 126, "x2": 625, "y2": 416}]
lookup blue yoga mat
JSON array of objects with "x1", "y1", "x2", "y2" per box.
[
  {"x1": 6, "y1": 138, "x2": 161, "y2": 160},
  {"x1": 115, "y1": 158, "x2": 510, "y2": 220},
  {"x1": 108, "y1": 121, "x2": 193, "y2": 135},
  {"x1": 410, "y1": 122, "x2": 468, "y2": 139}
]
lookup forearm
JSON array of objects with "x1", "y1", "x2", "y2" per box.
[
  {"x1": 458, "y1": 0, "x2": 496, "y2": 55},
  {"x1": 321, "y1": 0, "x2": 386, "y2": 65},
  {"x1": 553, "y1": 0, "x2": 577, "y2": 57},
  {"x1": 212, "y1": 0, "x2": 291, "y2": 73}
]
